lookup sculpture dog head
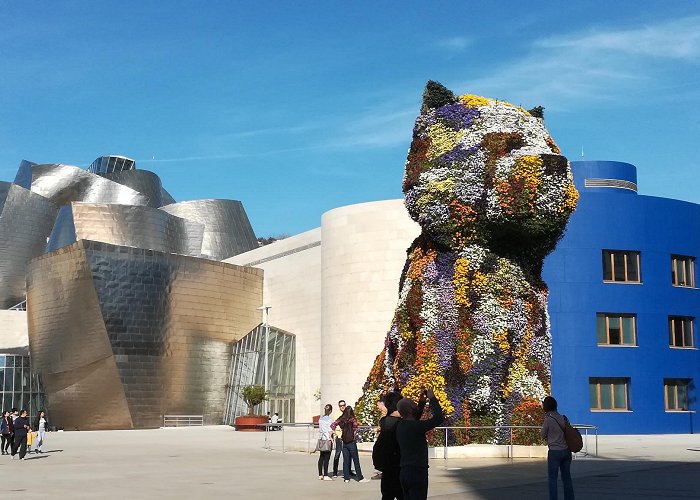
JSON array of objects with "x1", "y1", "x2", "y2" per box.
[{"x1": 403, "y1": 81, "x2": 578, "y2": 273}]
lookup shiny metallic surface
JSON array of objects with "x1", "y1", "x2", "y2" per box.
[
  {"x1": 27, "y1": 240, "x2": 263, "y2": 430},
  {"x1": 160, "y1": 199, "x2": 258, "y2": 260},
  {"x1": 13, "y1": 160, "x2": 36, "y2": 189},
  {"x1": 87, "y1": 155, "x2": 135, "y2": 174},
  {"x1": 28, "y1": 164, "x2": 150, "y2": 207},
  {"x1": 98, "y1": 170, "x2": 168, "y2": 207},
  {"x1": 0, "y1": 182, "x2": 58, "y2": 308},
  {"x1": 46, "y1": 203, "x2": 205, "y2": 256}
]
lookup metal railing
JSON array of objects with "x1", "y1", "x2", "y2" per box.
[
  {"x1": 9, "y1": 299, "x2": 26, "y2": 311},
  {"x1": 258, "y1": 422, "x2": 598, "y2": 457},
  {"x1": 163, "y1": 414, "x2": 204, "y2": 427},
  {"x1": 432, "y1": 424, "x2": 598, "y2": 459}
]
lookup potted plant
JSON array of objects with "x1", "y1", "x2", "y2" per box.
[{"x1": 234, "y1": 385, "x2": 269, "y2": 432}]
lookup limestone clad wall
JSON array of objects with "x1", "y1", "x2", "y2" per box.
[
  {"x1": 320, "y1": 200, "x2": 419, "y2": 410},
  {"x1": 225, "y1": 228, "x2": 322, "y2": 422}
]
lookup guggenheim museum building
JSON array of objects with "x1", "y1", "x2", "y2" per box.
[{"x1": 0, "y1": 156, "x2": 697, "y2": 434}]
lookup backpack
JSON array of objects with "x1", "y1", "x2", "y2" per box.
[
  {"x1": 550, "y1": 414, "x2": 583, "y2": 453},
  {"x1": 372, "y1": 417, "x2": 401, "y2": 472}
]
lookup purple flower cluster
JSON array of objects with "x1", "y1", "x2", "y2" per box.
[{"x1": 436, "y1": 103, "x2": 480, "y2": 131}]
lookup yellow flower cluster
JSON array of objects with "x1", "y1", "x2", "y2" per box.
[
  {"x1": 458, "y1": 94, "x2": 490, "y2": 107},
  {"x1": 402, "y1": 371, "x2": 454, "y2": 416},
  {"x1": 426, "y1": 123, "x2": 465, "y2": 160},
  {"x1": 562, "y1": 182, "x2": 579, "y2": 212},
  {"x1": 416, "y1": 178, "x2": 456, "y2": 210},
  {"x1": 503, "y1": 361, "x2": 529, "y2": 399},
  {"x1": 453, "y1": 258, "x2": 471, "y2": 307},
  {"x1": 513, "y1": 155, "x2": 542, "y2": 192},
  {"x1": 493, "y1": 329, "x2": 510, "y2": 352}
]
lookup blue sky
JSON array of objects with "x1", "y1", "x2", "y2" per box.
[{"x1": 2, "y1": 2, "x2": 699, "y2": 237}]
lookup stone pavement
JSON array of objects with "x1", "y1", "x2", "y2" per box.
[{"x1": 0, "y1": 426, "x2": 699, "y2": 499}]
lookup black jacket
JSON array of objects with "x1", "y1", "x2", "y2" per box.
[{"x1": 13, "y1": 417, "x2": 30, "y2": 438}]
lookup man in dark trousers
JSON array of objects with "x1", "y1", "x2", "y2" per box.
[
  {"x1": 11, "y1": 409, "x2": 31, "y2": 460},
  {"x1": 396, "y1": 388, "x2": 444, "y2": 500}
]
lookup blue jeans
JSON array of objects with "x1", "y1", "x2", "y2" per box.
[
  {"x1": 341, "y1": 441, "x2": 364, "y2": 481},
  {"x1": 548, "y1": 449, "x2": 574, "y2": 500}
]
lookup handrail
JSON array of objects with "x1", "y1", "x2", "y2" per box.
[
  {"x1": 163, "y1": 414, "x2": 204, "y2": 427},
  {"x1": 257, "y1": 422, "x2": 598, "y2": 457}
]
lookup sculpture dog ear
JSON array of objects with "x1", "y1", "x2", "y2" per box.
[{"x1": 421, "y1": 80, "x2": 457, "y2": 113}]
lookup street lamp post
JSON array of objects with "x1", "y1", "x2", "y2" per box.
[{"x1": 257, "y1": 305, "x2": 272, "y2": 415}]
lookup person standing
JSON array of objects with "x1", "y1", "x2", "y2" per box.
[
  {"x1": 374, "y1": 392, "x2": 404, "y2": 500},
  {"x1": 331, "y1": 400, "x2": 346, "y2": 478},
  {"x1": 34, "y1": 410, "x2": 47, "y2": 454},
  {"x1": 11, "y1": 409, "x2": 31, "y2": 460},
  {"x1": 331, "y1": 405, "x2": 370, "y2": 483},
  {"x1": 541, "y1": 396, "x2": 575, "y2": 500},
  {"x1": 0, "y1": 411, "x2": 11, "y2": 454},
  {"x1": 395, "y1": 389, "x2": 444, "y2": 500},
  {"x1": 317, "y1": 404, "x2": 334, "y2": 481}
]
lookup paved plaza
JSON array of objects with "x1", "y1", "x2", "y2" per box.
[{"x1": 1, "y1": 426, "x2": 699, "y2": 498}]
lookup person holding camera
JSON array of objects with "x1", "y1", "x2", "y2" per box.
[{"x1": 395, "y1": 388, "x2": 444, "y2": 500}]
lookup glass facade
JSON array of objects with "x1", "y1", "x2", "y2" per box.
[
  {"x1": 224, "y1": 324, "x2": 295, "y2": 424},
  {"x1": 87, "y1": 155, "x2": 135, "y2": 174},
  {"x1": 0, "y1": 354, "x2": 44, "y2": 418}
]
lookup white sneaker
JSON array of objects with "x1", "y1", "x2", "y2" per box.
[
  {"x1": 343, "y1": 479, "x2": 349, "y2": 483},
  {"x1": 358, "y1": 478, "x2": 371, "y2": 483},
  {"x1": 322, "y1": 476, "x2": 333, "y2": 481},
  {"x1": 318, "y1": 476, "x2": 323, "y2": 480}
]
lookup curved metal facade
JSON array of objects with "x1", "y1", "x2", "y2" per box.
[
  {"x1": 47, "y1": 203, "x2": 205, "y2": 256},
  {"x1": 27, "y1": 240, "x2": 263, "y2": 429},
  {"x1": 28, "y1": 164, "x2": 150, "y2": 207},
  {"x1": 98, "y1": 170, "x2": 170, "y2": 207},
  {"x1": 0, "y1": 182, "x2": 58, "y2": 308},
  {"x1": 160, "y1": 199, "x2": 258, "y2": 260}
]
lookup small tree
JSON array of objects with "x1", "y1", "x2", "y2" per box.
[{"x1": 241, "y1": 385, "x2": 267, "y2": 416}]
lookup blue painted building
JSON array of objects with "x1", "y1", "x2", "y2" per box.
[{"x1": 544, "y1": 160, "x2": 700, "y2": 434}]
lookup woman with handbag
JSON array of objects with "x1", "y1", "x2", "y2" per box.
[{"x1": 317, "y1": 404, "x2": 334, "y2": 481}]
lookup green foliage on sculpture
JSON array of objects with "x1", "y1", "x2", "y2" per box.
[{"x1": 355, "y1": 82, "x2": 579, "y2": 444}]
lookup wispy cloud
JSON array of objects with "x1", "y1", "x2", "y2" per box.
[
  {"x1": 462, "y1": 15, "x2": 700, "y2": 110},
  {"x1": 433, "y1": 36, "x2": 472, "y2": 52},
  {"x1": 537, "y1": 16, "x2": 700, "y2": 59}
]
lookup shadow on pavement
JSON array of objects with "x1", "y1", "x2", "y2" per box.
[{"x1": 436, "y1": 459, "x2": 700, "y2": 499}]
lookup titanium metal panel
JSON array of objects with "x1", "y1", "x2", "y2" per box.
[
  {"x1": 160, "y1": 199, "x2": 258, "y2": 260},
  {"x1": 13, "y1": 160, "x2": 36, "y2": 189},
  {"x1": 27, "y1": 240, "x2": 263, "y2": 429},
  {"x1": 99, "y1": 170, "x2": 167, "y2": 207},
  {"x1": 47, "y1": 203, "x2": 205, "y2": 256},
  {"x1": 28, "y1": 164, "x2": 150, "y2": 207},
  {"x1": 0, "y1": 182, "x2": 58, "y2": 308}
]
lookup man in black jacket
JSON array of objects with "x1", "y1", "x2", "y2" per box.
[
  {"x1": 11, "y1": 409, "x2": 31, "y2": 460},
  {"x1": 396, "y1": 389, "x2": 444, "y2": 500}
]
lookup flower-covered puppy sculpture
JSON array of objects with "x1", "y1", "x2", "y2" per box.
[{"x1": 356, "y1": 82, "x2": 579, "y2": 443}]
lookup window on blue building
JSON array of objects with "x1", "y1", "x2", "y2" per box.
[
  {"x1": 602, "y1": 250, "x2": 641, "y2": 283},
  {"x1": 664, "y1": 379, "x2": 690, "y2": 411},
  {"x1": 589, "y1": 377, "x2": 630, "y2": 410},
  {"x1": 668, "y1": 316, "x2": 694, "y2": 348},
  {"x1": 671, "y1": 255, "x2": 695, "y2": 288},
  {"x1": 596, "y1": 313, "x2": 636, "y2": 345}
]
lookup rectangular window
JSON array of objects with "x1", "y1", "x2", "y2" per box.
[
  {"x1": 596, "y1": 313, "x2": 636, "y2": 345},
  {"x1": 589, "y1": 377, "x2": 630, "y2": 410},
  {"x1": 671, "y1": 255, "x2": 695, "y2": 288},
  {"x1": 669, "y1": 316, "x2": 694, "y2": 348},
  {"x1": 664, "y1": 379, "x2": 690, "y2": 411},
  {"x1": 602, "y1": 250, "x2": 641, "y2": 283}
]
